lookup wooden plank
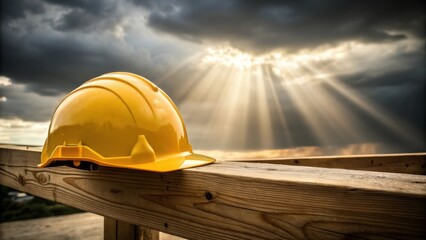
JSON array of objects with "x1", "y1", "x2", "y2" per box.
[
  {"x1": 235, "y1": 153, "x2": 426, "y2": 174},
  {"x1": 3, "y1": 144, "x2": 424, "y2": 174},
  {"x1": 1, "y1": 147, "x2": 425, "y2": 240}
]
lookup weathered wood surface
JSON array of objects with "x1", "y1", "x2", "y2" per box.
[
  {"x1": 236, "y1": 153, "x2": 426, "y2": 174},
  {"x1": 1, "y1": 147, "x2": 426, "y2": 240}
]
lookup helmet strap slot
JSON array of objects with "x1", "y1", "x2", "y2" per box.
[{"x1": 48, "y1": 160, "x2": 99, "y2": 172}]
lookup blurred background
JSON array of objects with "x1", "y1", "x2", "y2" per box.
[{"x1": 0, "y1": 0, "x2": 425, "y2": 239}]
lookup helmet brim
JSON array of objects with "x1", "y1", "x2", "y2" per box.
[{"x1": 38, "y1": 152, "x2": 215, "y2": 172}]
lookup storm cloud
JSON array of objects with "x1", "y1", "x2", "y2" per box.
[
  {"x1": 1, "y1": 0, "x2": 197, "y2": 96},
  {"x1": 140, "y1": 0, "x2": 425, "y2": 52}
]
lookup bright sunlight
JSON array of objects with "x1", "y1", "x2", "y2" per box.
[{"x1": 159, "y1": 41, "x2": 424, "y2": 151}]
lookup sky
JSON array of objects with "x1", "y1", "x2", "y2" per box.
[{"x1": 0, "y1": 0, "x2": 425, "y2": 158}]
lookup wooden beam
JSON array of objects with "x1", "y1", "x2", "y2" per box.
[
  {"x1": 234, "y1": 153, "x2": 426, "y2": 174},
  {"x1": 1, "y1": 147, "x2": 425, "y2": 240},
  {"x1": 3, "y1": 144, "x2": 424, "y2": 174}
]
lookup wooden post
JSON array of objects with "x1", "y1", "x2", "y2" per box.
[
  {"x1": 104, "y1": 217, "x2": 159, "y2": 240},
  {"x1": 139, "y1": 227, "x2": 160, "y2": 240},
  {"x1": 104, "y1": 217, "x2": 118, "y2": 240}
]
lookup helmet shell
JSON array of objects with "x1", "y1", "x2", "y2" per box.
[{"x1": 40, "y1": 72, "x2": 215, "y2": 172}]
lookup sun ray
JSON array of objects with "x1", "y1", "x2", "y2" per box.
[
  {"x1": 323, "y1": 76, "x2": 424, "y2": 148},
  {"x1": 278, "y1": 67, "x2": 335, "y2": 145},
  {"x1": 253, "y1": 65, "x2": 274, "y2": 148},
  {"x1": 263, "y1": 65, "x2": 293, "y2": 146},
  {"x1": 170, "y1": 45, "x2": 424, "y2": 153},
  {"x1": 290, "y1": 64, "x2": 366, "y2": 142},
  {"x1": 237, "y1": 69, "x2": 252, "y2": 148},
  {"x1": 173, "y1": 64, "x2": 216, "y2": 102},
  {"x1": 217, "y1": 68, "x2": 247, "y2": 148},
  {"x1": 156, "y1": 52, "x2": 203, "y2": 85},
  {"x1": 204, "y1": 67, "x2": 240, "y2": 143},
  {"x1": 180, "y1": 66, "x2": 230, "y2": 123}
]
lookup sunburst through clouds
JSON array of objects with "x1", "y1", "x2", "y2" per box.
[{"x1": 157, "y1": 40, "x2": 424, "y2": 152}]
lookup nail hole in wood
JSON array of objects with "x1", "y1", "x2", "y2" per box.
[{"x1": 205, "y1": 191, "x2": 213, "y2": 201}]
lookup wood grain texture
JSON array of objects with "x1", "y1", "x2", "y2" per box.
[
  {"x1": 1, "y1": 147, "x2": 426, "y2": 240},
  {"x1": 234, "y1": 153, "x2": 426, "y2": 174}
]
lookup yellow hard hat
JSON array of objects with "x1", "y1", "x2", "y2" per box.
[{"x1": 39, "y1": 72, "x2": 215, "y2": 172}]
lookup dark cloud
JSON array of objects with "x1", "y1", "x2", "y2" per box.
[
  {"x1": 140, "y1": 0, "x2": 425, "y2": 52},
  {"x1": 0, "y1": 0, "x2": 188, "y2": 96},
  {"x1": 346, "y1": 65, "x2": 425, "y2": 133},
  {"x1": 46, "y1": 0, "x2": 121, "y2": 32},
  {"x1": 1, "y1": 30, "x2": 125, "y2": 95},
  {"x1": 2, "y1": 0, "x2": 124, "y2": 33},
  {"x1": 0, "y1": 82, "x2": 63, "y2": 122},
  {"x1": 338, "y1": 68, "x2": 425, "y2": 152},
  {"x1": 341, "y1": 64, "x2": 425, "y2": 89},
  {"x1": 0, "y1": 0, "x2": 197, "y2": 124},
  {"x1": 1, "y1": 0, "x2": 46, "y2": 22},
  {"x1": 45, "y1": 0, "x2": 115, "y2": 15}
]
